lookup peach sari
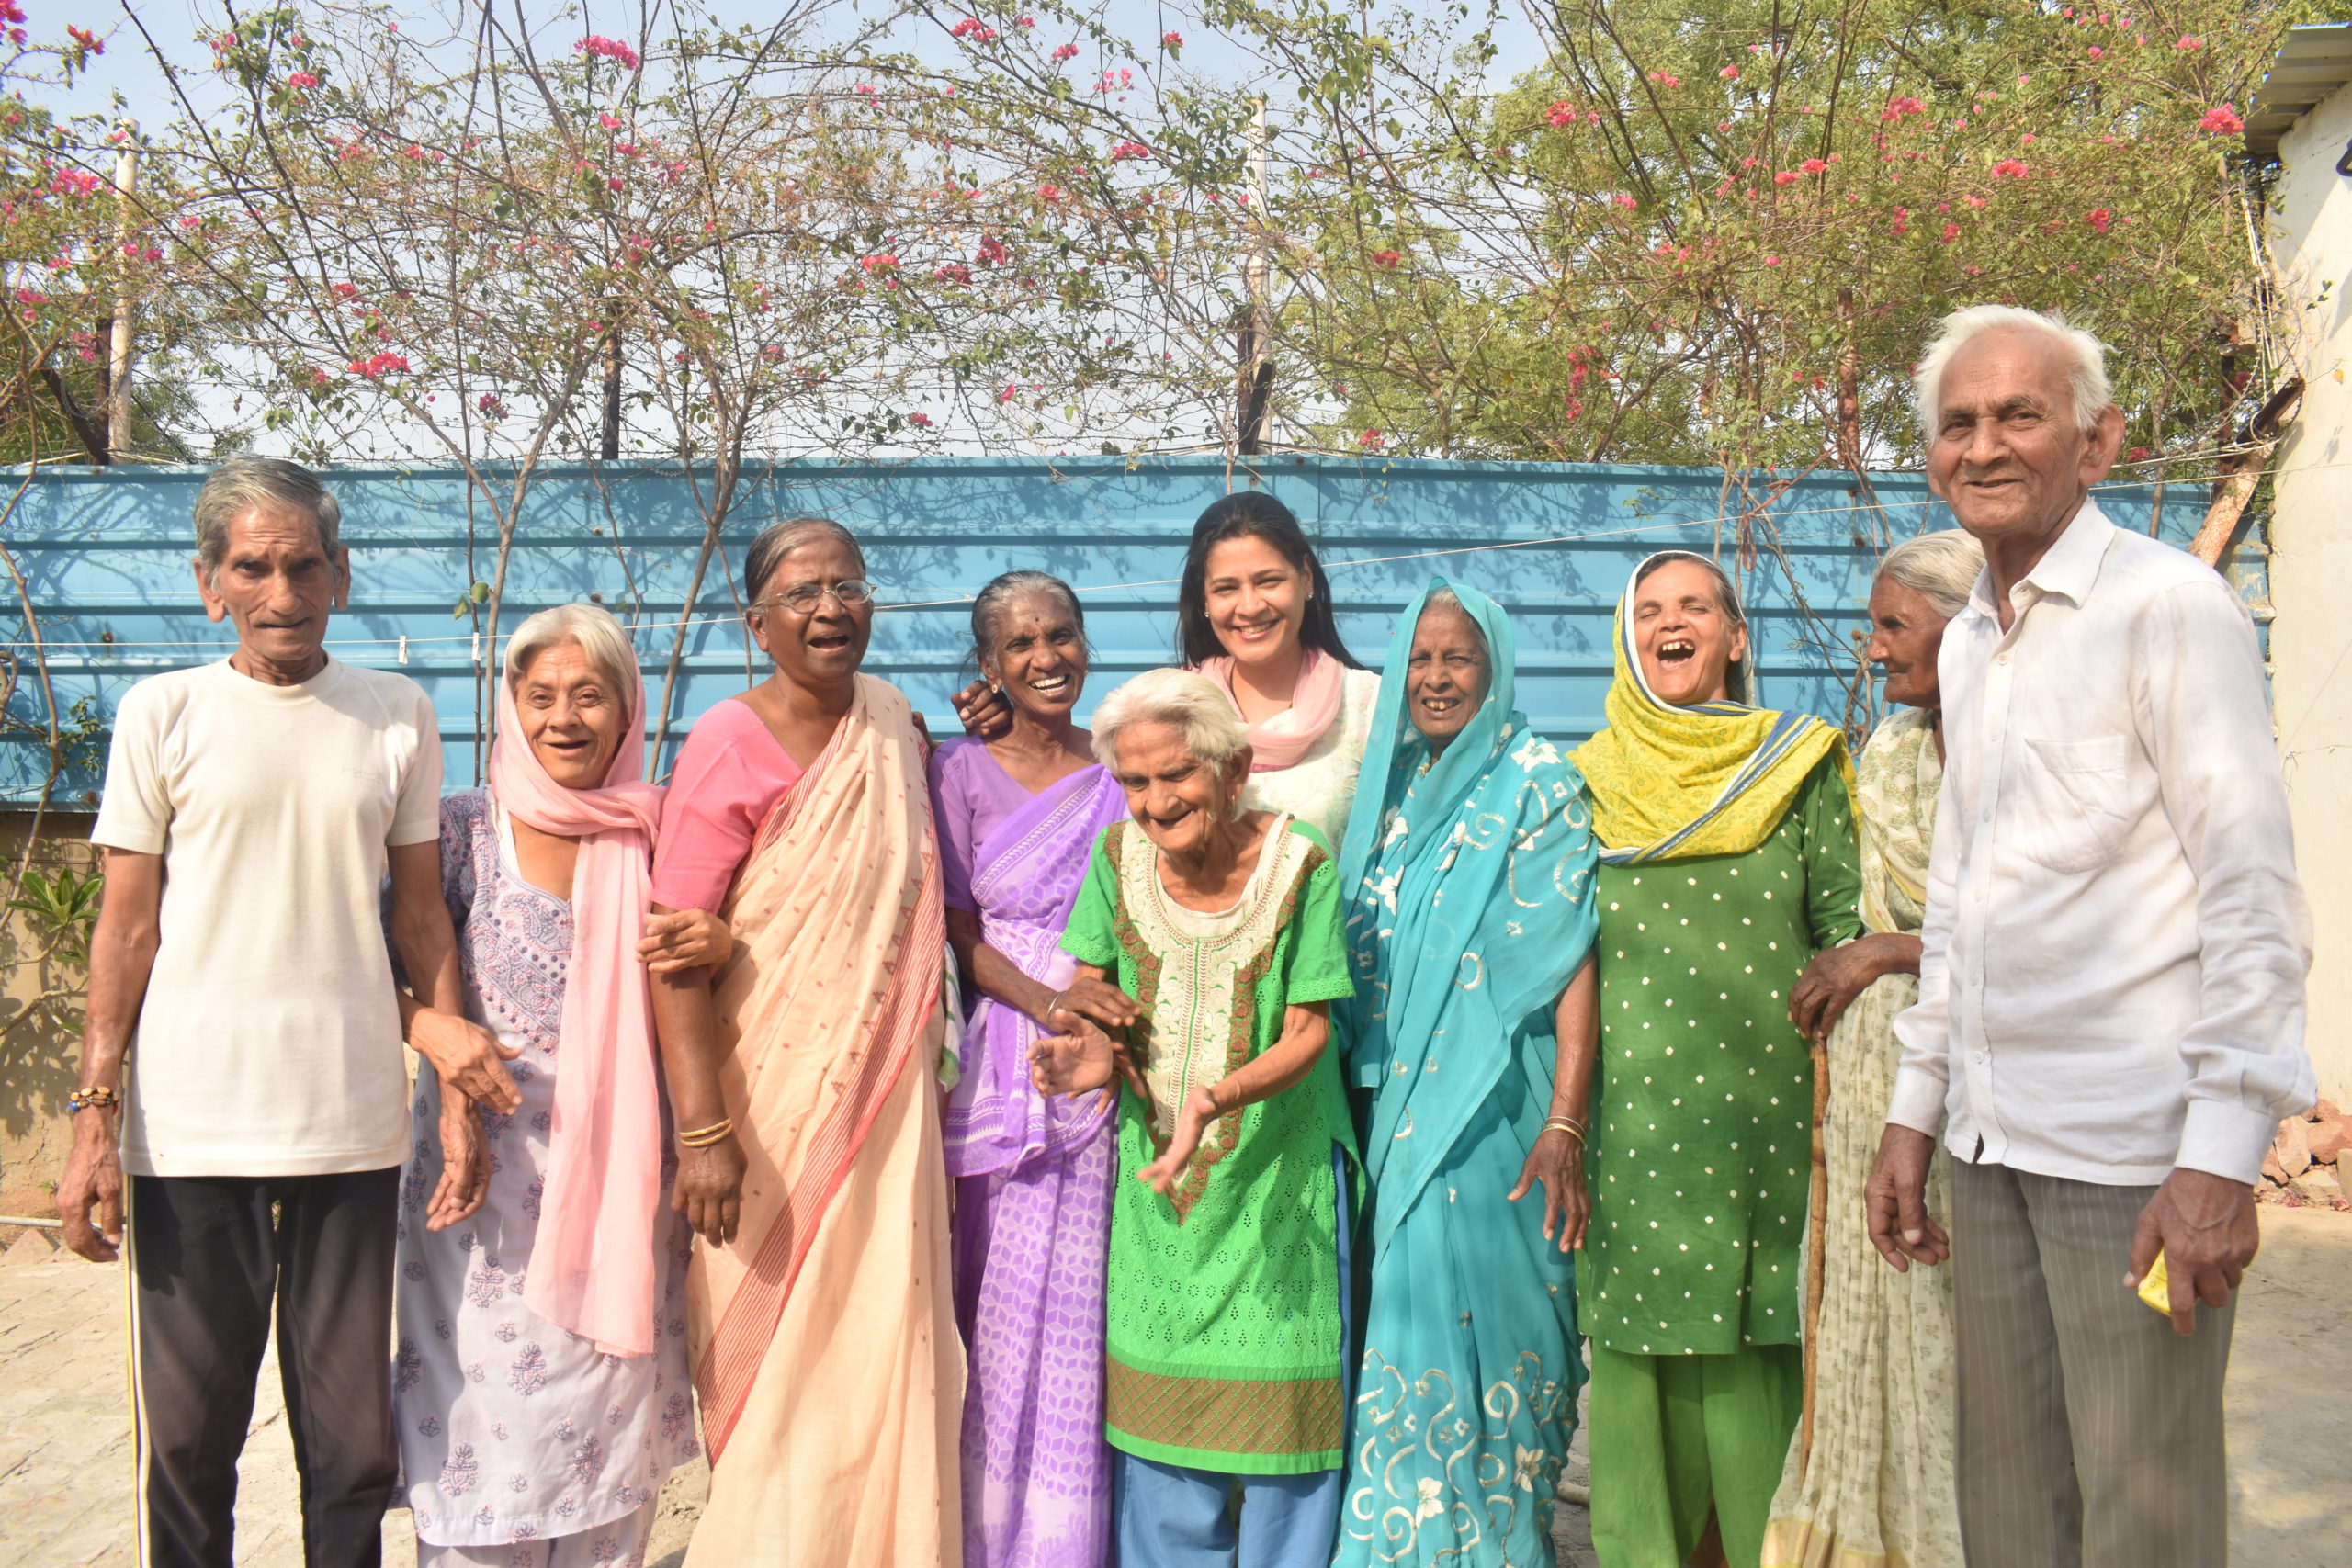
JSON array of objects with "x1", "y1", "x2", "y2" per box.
[{"x1": 684, "y1": 676, "x2": 962, "y2": 1566}]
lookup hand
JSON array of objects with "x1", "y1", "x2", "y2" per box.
[
  {"x1": 951, "y1": 680, "x2": 1013, "y2": 740},
  {"x1": 426, "y1": 1093, "x2": 491, "y2": 1231},
  {"x1": 673, "y1": 1135, "x2": 747, "y2": 1247},
  {"x1": 1789, "y1": 934, "x2": 1910, "y2": 1045},
  {"x1": 1030, "y1": 1016, "x2": 1117, "y2": 1098},
  {"x1": 2128, "y1": 1167, "x2": 2260, "y2": 1337},
  {"x1": 1137, "y1": 1085, "x2": 1222, "y2": 1195},
  {"x1": 1508, "y1": 1127, "x2": 1588, "y2": 1253},
  {"x1": 410, "y1": 1006, "x2": 523, "y2": 1114},
  {"x1": 55, "y1": 1111, "x2": 124, "y2": 1262},
  {"x1": 1044, "y1": 976, "x2": 1139, "y2": 1034},
  {"x1": 1865, "y1": 1122, "x2": 1950, "y2": 1271},
  {"x1": 639, "y1": 908, "x2": 733, "y2": 973}
]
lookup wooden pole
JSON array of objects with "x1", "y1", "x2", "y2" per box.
[
  {"x1": 1801, "y1": 1034, "x2": 1830, "y2": 1480},
  {"x1": 1238, "y1": 99, "x2": 1272, "y2": 456}
]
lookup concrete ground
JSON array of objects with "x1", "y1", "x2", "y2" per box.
[{"x1": 1, "y1": 1206, "x2": 2345, "y2": 1566}]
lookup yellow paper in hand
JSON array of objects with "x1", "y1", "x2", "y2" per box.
[{"x1": 2136, "y1": 1248, "x2": 2173, "y2": 1314}]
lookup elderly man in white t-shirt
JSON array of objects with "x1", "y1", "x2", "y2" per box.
[
  {"x1": 54, "y1": 457, "x2": 521, "y2": 1568},
  {"x1": 1865, "y1": 307, "x2": 2313, "y2": 1567}
]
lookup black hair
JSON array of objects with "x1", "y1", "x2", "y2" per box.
[
  {"x1": 742, "y1": 515, "x2": 866, "y2": 604},
  {"x1": 1633, "y1": 549, "x2": 1750, "y2": 704},
  {"x1": 1174, "y1": 493, "x2": 1363, "y2": 670},
  {"x1": 970, "y1": 570, "x2": 1086, "y2": 671}
]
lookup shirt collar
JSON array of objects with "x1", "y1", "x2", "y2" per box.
[{"x1": 1962, "y1": 496, "x2": 2114, "y2": 620}]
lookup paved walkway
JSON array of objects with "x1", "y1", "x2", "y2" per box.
[{"x1": 2, "y1": 1207, "x2": 2344, "y2": 1565}]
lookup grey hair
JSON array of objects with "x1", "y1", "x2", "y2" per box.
[
  {"x1": 1091, "y1": 668, "x2": 1250, "y2": 795},
  {"x1": 503, "y1": 603, "x2": 640, "y2": 715},
  {"x1": 1876, "y1": 530, "x2": 1986, "y2": 621},
  {"x1": 742, "y1": 515, "x2": 865, "y2": 604},
  {"x1": 192, "y1": 456, "x2": 342, "y2": 578},
  {"x1": 971, "y1": 570, "x2": 1086, "y2": 671},
  {"x1": 1913, "y1": 304, "x2": 2114, "y2": 440}
]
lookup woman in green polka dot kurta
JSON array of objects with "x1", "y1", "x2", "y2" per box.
[{"x1": 1571, "y1": 553, "x2": 1861, "y2": 1568}]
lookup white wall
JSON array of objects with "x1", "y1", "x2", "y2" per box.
[{"x1": 2269, "y1": 80, "x2": 2352, "y2": 1107}]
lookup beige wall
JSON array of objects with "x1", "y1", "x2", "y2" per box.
[
  {"x1": 0, "y1": 812, "x2": 96, "y2": 1219},
  {"x1": 2269, "y1": 83, "x2": 2352, "y2": 1106}
]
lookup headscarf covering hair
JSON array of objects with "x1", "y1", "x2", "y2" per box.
[
  {"x1": 1572, "y1": 550, "x2": 1853, "y2": 865},
  {"x1": 1335, "y1": 579, "x2": 1600, "y2": 1258},
  {"x1": 489, "y1": 614, "x2": 669, "y2": 1359}
]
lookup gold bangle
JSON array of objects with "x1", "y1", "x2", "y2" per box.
[
  {"x1": 678, "y1": 1119, "x2": 735, "y2": 1148},
  {"x1": 1543, "y1": 1116, "x2": 1586, "y2": 1145}
]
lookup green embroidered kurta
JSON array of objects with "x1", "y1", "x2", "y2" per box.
[
  {"x1": 1580, "y1": 756, "x2": 1862, "y2": 1357},
  {"x1": 1060, "y1": 815, "x2": 1357, "y2": 1474}
]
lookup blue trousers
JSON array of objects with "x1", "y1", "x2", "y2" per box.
[{"x1": 1115, "y1": 1452, "x2": 1343, "y2": 1568}]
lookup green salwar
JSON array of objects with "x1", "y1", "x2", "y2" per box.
[
  {"x1": 1588, "y1": 1344, "x2": 1803, "y2": 1568},
  {"x1": 1580, "y1": 757, "x2": 1861, "y2": 1566}
]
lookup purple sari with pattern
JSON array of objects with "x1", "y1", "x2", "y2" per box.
[{"x1": 935, "y1": 754, "x2": 1129, "y2": 1568}]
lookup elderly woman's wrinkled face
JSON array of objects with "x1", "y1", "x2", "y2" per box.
[
  {"x1": 516, "y1": 638, "x2": 628, "y2": 790},
  {"x1": 1867, "y1": 577, "x2": 1952, "y2": 710},
  {"x1": 1632, "y1": 558, "x2": 1748, "y2": 706},
  {"x1": 1202, "y1": 535, "x2": 1310, "y2": 671},
  {"x1": 1405, "y1": 601, "x2": 1491, "y2": 756},
  {"x1": 983, "y1": 589, "x2": 1088, "y2": 725},
  {"x1": 748, "y1": 536, "x2": 872, "y2": 689},
  {"x1": 1109, "y1": 719, "x2": 1250, "y2": 861}
]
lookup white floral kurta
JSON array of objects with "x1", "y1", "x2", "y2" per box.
[
  {"x1": 1762, "y1": 709, "x2": 1962, "y2": 1568},
  {"x1": 393, "y1": 792, "x2": 698, "y2": 1552},
  {"x1": 1240, "y1": 666, "x2": 1383, "y2": 849}
]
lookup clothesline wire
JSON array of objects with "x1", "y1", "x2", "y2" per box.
[{"x1": 4, "y1": 455, "x2": 2302, "y2": 655}]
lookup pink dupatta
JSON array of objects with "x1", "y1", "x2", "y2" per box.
[
  {"x1": 1196, "y1": 647, "x2": 1346, "y2": 771},
  {"x1": 488, "y1": 667, "x2": 667, "y2": 1359}
]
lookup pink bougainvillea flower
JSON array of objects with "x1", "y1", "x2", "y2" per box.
[
  {"x1": 1161, "y1": 31, "x2": 1183, "y2": 47},
  {"x1": 1647, "y1": 72, "x2": 1681, "y2": 87},
  {"x1": 1800, "y1": 157, "x2": 1827, "y2": 174},
  {"x1": 1372, "y1": 249, "x2": 1401, "y2": 267},
  {"x1": 1719, "y1": 65, "x2": 1739, "y2": 80},
  {"x1": 2086, "y1": 45, "x2": 2104, "y2": 59},
  {"x1": 1111, "y1": 140, "x2": 1150, "y2": 161},
  {"x1": 1613, "y1": 192, "x2": 1639, "y2": 209},
  {"x1": 346, "y1": 352, "x2": 411, "y2": 378},
  {"x1": 2085, "y1": 207, "x2": 2111, "y2": 232},
  {"x1": 2175, "y1": 35, "x2": 2204, "y2": 50},
  {"x1": 1880, "y1": 96, "x2": 1926, "y2": 122},
  {"x1": 2127, "y1": 446, "x2": 2149, "y2": 460},
  {"x1": 909, "y1": 412, "x2": 935, "y2": 428},
  {"x1": 607, "y1": 176, "x2": 624, "y2": 191},
  {"x1": 1763, "y1": 254, "x2": 1780, "y2": 266},
  {"x1": 178, "y1": 214, "x2": 202, "y2": 230},
  {"x1": 998, "y1": 384, "x2": 1019, "y2": 402},
  {"x1": 67, "y1": 24, "x2": 102, "y2": 54},
  {"x1": 288, "y1": 71, "x2": 319, "y2": 89},
  {"x1": 1037, "y1": 183, "x2": 1064, "y2": 202},
  {"x1": 600, "y1": 112, "x2": 621, "y2": 129},
  {"x1": 2199, "y1": 104, "x2": 2243, "y2": 134},
  {"x1": 1052, "y1": 42, "x2": 1080, "y2": 61},
  {"x1": 854, "y1": 82, "x2": 876, "y2": 96},
  {"x1": 950, "y1": 18, "x2": 998, "y2": 41},
  {"x1": 1773, "y1": 170, "x2": 1800, "y2": 185},
  {"x1": 1357, "y1": 428, "x2": 1385, "y2": 449},
  {"x1": 1991, "y1": 158, "x2": 2030, "y2": 178},
  {"x1": 1941, "y1": 221, "x2": 1962, "y2": 243},
  {"x1": 933, "y1": 263, "x2": 973, "y2": 284},
  {"x1": 1545, "y1": 100, "x2": 1575, "y2": 127},
  {"x1": 860, "y1": 251, "x2": 899, "y2": 271},
  {"x1": 575, "y1": 35, "x2": 640, "y2": 70},
  {"x1": 977, "y1": 234, "x2": 1011, "y2": 265},
  {"x1": 1891, "y1": 205, "x2": 1909, "y2": 235}
]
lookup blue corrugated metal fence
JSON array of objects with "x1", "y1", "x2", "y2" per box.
[{"x1": 0, "y1": 455, "x2": 2185, "y2": 804}]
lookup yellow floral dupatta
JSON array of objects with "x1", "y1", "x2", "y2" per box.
[
  {"x1": 684, "y1": 675, "x2": 960, "y2": 1566},
  {"x1": 1572, "y1": 552, "x2": 1854, "y2": 863}
]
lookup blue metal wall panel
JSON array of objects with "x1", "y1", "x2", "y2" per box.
[{"x1": 0, "y1": 456, "x2": 2178, "y2": 804}]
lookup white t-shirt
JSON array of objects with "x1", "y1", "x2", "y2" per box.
[{"x1": 91, "y1": 657, "x2": 443, "y2": 1177}]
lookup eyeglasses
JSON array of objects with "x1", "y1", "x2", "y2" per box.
[{"x1": 756, "y1": 579, "x2": 876, "y2": 616}]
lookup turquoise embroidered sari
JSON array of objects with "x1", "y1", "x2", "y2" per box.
[{"x1": 1333, "y1": 579, "x2": 1600, "y2": 1568}]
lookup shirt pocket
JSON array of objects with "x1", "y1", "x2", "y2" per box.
[{"x1": 2014, "y1": 734, "x2": 2132, "y2": 874}]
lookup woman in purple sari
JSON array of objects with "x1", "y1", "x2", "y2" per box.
[{"x1": 929, "y1": 570, "x2": 1139, "y2": 1568}]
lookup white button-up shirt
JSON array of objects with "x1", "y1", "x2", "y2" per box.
[{"x1": 1887, "y1": 501, "x2": 2312, "y2": 1187}]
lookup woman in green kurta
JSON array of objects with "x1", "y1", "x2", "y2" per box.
[
  {"x1": 1569, "y1": 552, "x2": 1861, "y2": 1568},
  {"x1": 1031, "y1": 666, "x2": 1357, "y2": 1568}
]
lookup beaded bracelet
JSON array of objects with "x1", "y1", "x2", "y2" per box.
[
  {"x1": 67, "y1": 1085, "x2": 119, "y2": 1113},
  {"x1": 678, "y1": 1118, "x2": 735, "y2": 1148}
]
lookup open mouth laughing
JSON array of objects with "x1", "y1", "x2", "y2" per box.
[{"x1": 1655, "y1": 636, "x2": 1698, "y2": 669}]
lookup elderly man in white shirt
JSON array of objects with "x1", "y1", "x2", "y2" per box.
[{"x1": 1865, "y1": 305, "x2": 2312, "y2": 1568}]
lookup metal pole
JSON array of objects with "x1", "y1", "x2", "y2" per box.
[
  {"x1": 107, "y1": 126, "x2": 138, "y2": 463},
  {"x1": 1238, "y1": 100, "x2": 1273, "y2": 455}
]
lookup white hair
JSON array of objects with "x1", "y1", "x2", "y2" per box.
[
  {"x1": 1091, "y1": 667, "x2": 1250, "y2": 776},
  {"x1": 1912, "y1": 304, "x2": 2113, "y2": 440},
  {"x1": 1877, "y1": 530, "x2": 1986, "y2": 621},
  {"x1": 504, "y1": 603, "x2": 640, "y2": 712}
]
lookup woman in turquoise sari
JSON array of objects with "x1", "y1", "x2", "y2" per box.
[{"x1": 1333, "y1": 580, "x2": 1602, "y2": 1568}]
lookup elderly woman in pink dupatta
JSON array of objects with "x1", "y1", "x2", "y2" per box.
[
  {"x1": 647, "y1": 516, "x2": 961, "y2": 1567},
  {"x1": 393, "y1": 604, "x2": 726, "y2": 1567}
]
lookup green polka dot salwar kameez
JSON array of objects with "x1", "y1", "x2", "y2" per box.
[{"x1": 1581, "y1": 756, "x2": 1861, "y2": 1567}]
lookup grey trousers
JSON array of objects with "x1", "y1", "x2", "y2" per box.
[{"x1": 1950, "y1": 1159, "x2": 2234, "y2": 1568}]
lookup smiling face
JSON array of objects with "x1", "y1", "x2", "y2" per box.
[
  {"x1": 1201, "y1": 534, "x2": 1310, "y2": 672},
  {"x1": 514, "y1": 637, "x2": 629, "y2": 790},
  {"x1": 1867, "y1": 576, "x2": 1953, "y2": 710},
  {"x1": 746, "y1": 535, "x2": 872, "y2": 691},
  {"x1": 981, "y1": 587, "x2": 1088, "y2": 724},
  {"x1": 1631, "y1": 558, "x2": 1747, "y2": 706},
  {"x1": 1925, "y1": 327, "x2": 2123, "y2": 557},
  {"x1": 1404, "y1": 600, "x2": 1492, "y2": 756},
  {"x1": 194, "y1": 506, "x2": 350, "y2": 682},
  {"x1": 1108, "y1": 719, "x2": 1249, "y2": 862}
]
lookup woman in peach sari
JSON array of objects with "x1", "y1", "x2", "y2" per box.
[{"x1": 647, "y1": 515, "x2": 961, "y2": 1566}]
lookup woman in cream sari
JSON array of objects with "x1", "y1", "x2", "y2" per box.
[
  {"x1": 647, "y1": 516, "x2": 959, "y2": 1566},
  {"x1": 1762, "y1": 531, "x2": 1983, "y2": 1568}
]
